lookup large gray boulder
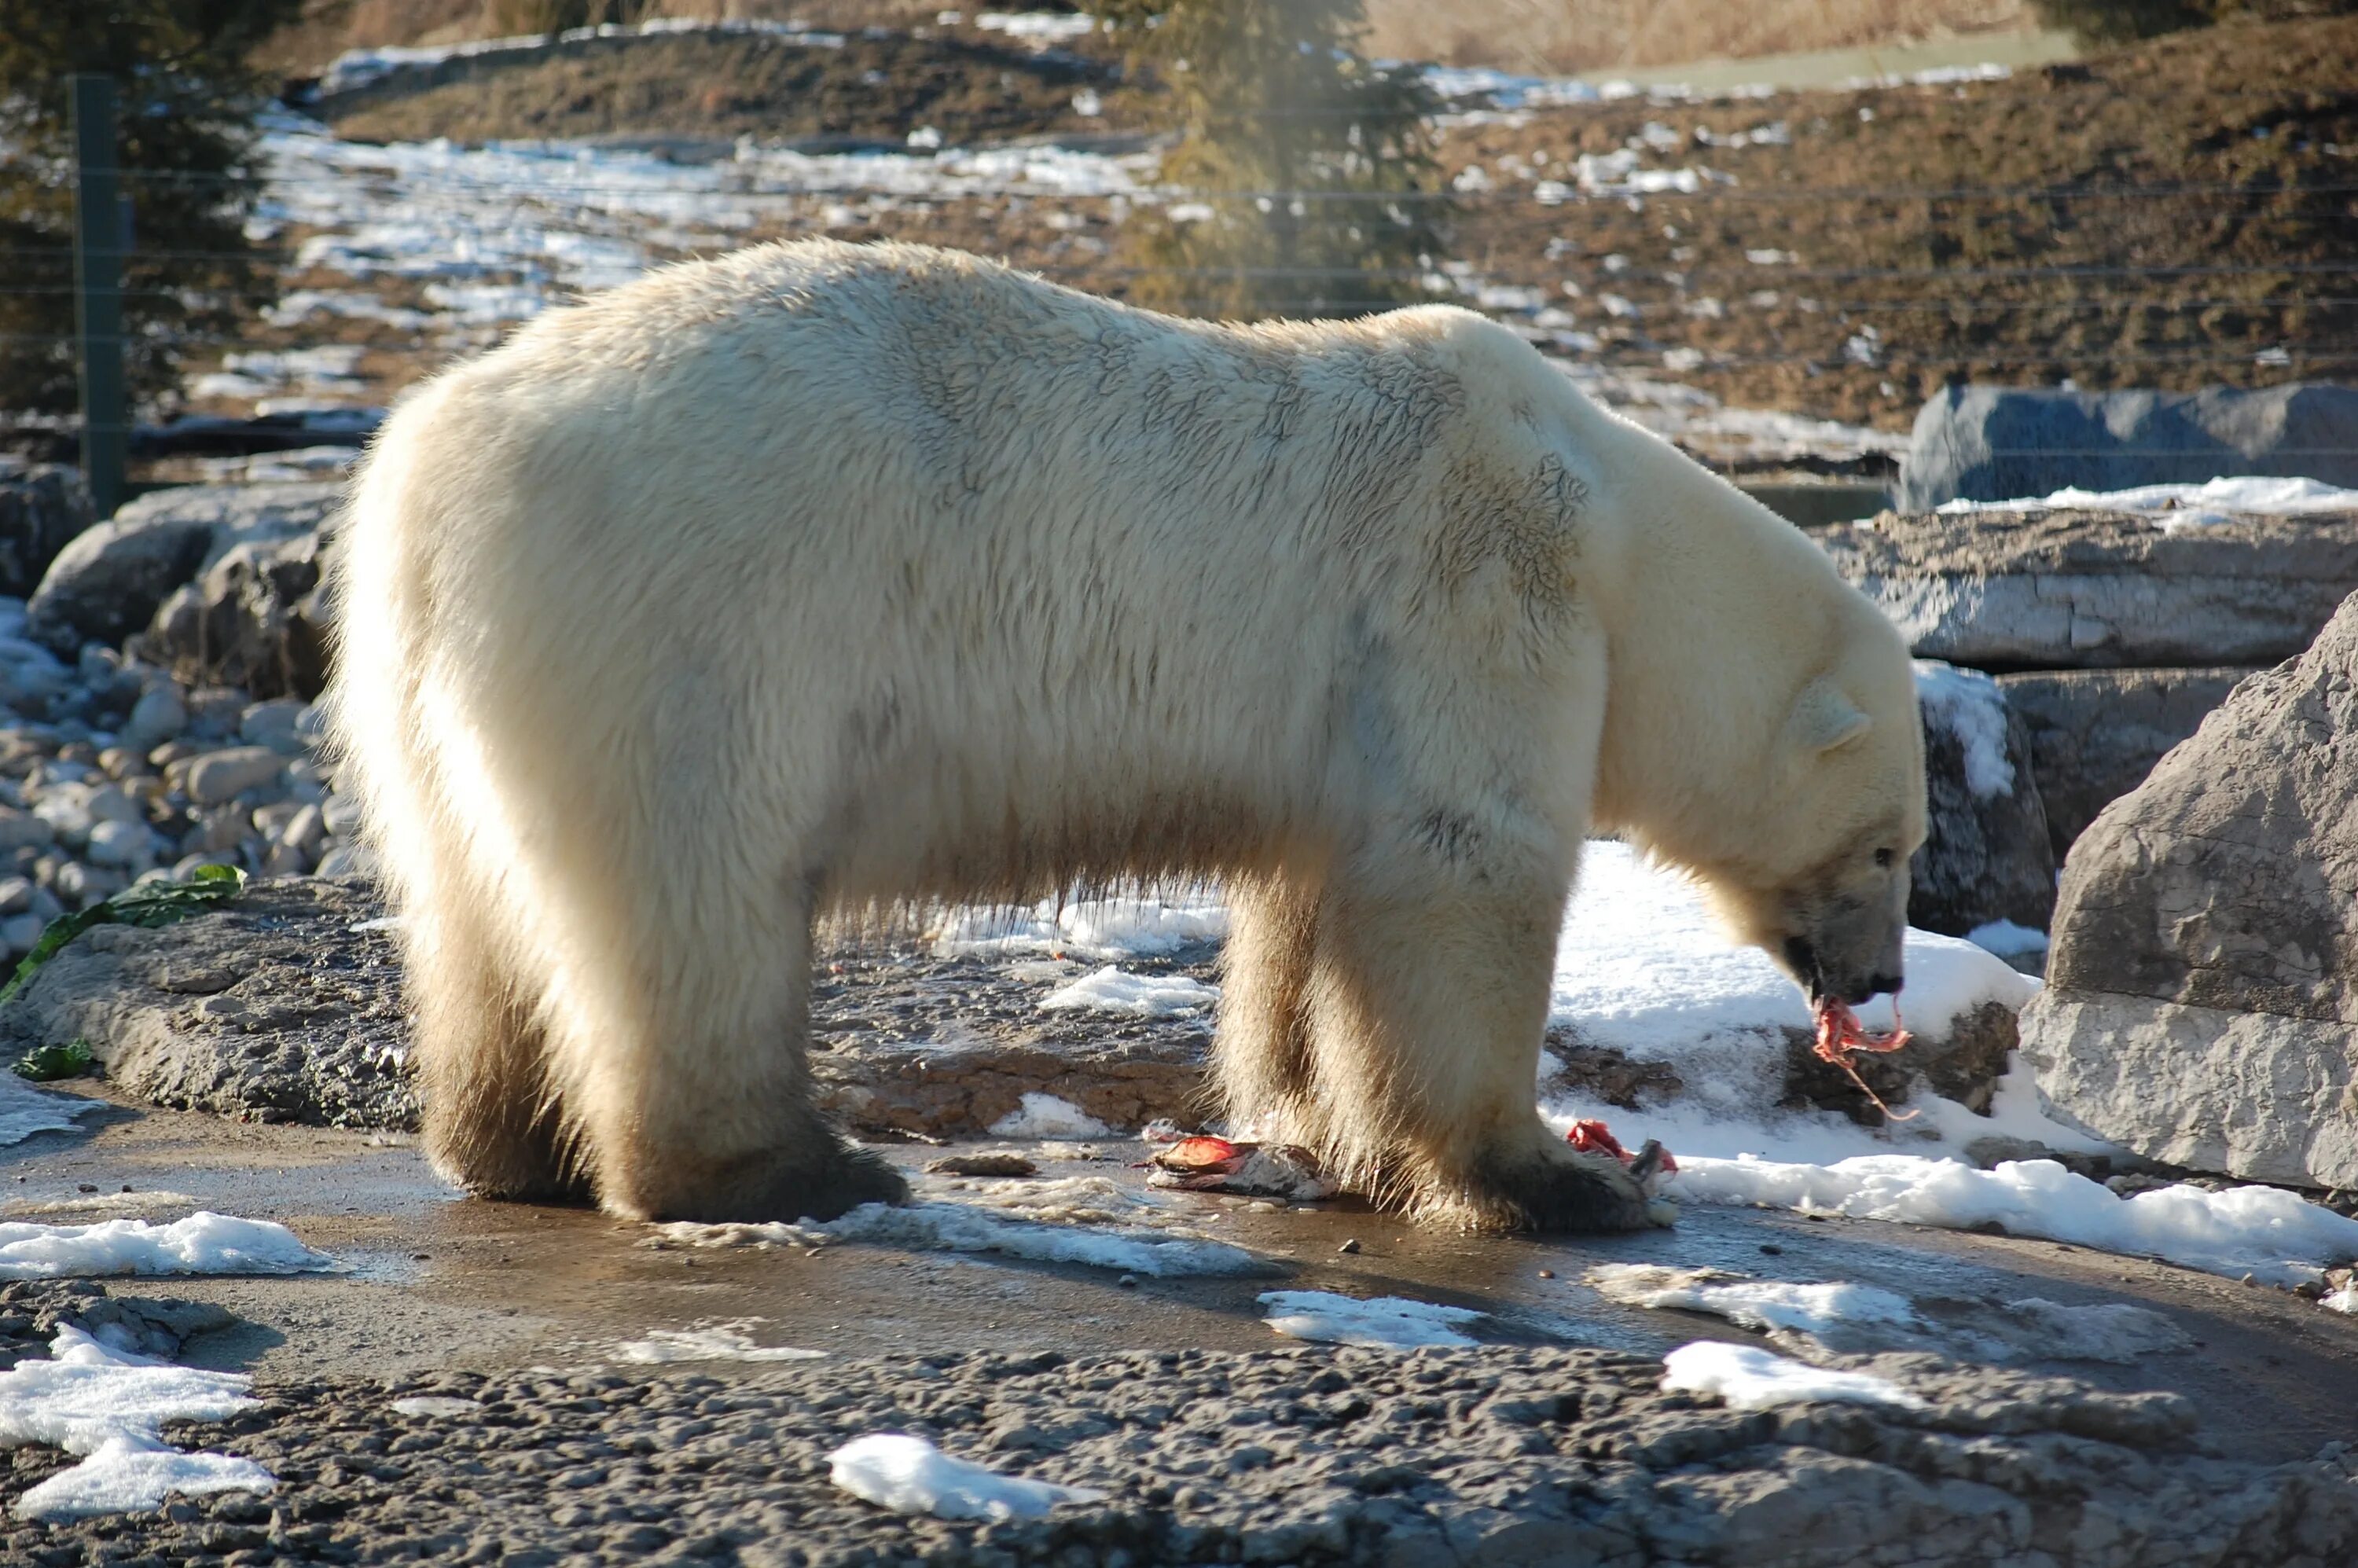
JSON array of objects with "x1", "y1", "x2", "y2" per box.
[
  {"x1": 1910, "y1": 661, "x2": 2055, "y2": 937},
  {"x1": 24, "y1": 481, "x2": 341, "y2": 672},
  {"x1": 1820, "y1": 508, "x2": 2358, "y2": 670},
  {"x1": 1996, "y1": 666, "x2": 2256, "y2": 858},
  {"x1": 1899, "y1": 383, "x2": 2358, "y2": 510},
  {"x1": 0, "y1": 461, "x2": 94, "y2": 599},
  {"x1": 2022, "y1": 592, "x2": 2358, "y2": 1189}
]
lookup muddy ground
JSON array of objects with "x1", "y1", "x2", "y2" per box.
[{"x1": 5, "y1": 1100, "x2": 2358, "y2": 1562}]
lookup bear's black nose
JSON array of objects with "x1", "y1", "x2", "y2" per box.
[{"x1": 1868, "y1": 971, "x2": 1904, "y2": 998}]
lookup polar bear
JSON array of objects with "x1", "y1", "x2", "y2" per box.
[{"x1": 327, "y1": 240, "x2": 1924, "y2": 1232}]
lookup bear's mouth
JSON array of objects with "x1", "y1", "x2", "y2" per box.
[{"x1": 1782, "y1": 935, "x2": 1827, "y2": 1003}]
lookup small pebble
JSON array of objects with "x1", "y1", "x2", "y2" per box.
[
  {"x1": 1537, "y1": 1269, "x2": 1554, "y2": 1280},
  {"x1": 1118, "y1": 1274, "x2": 1139, "y2": 1288},
  {"x1": 1760, "y1": 1243, "x2": 1783, "y2": 1254},
  {"x1": 1338, "y1": 1238, "x2": 1360, "y2": 1254}
]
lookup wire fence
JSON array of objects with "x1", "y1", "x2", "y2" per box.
[{"x1": 9, "y1": 62, "x2": 2358, "y2": 494}]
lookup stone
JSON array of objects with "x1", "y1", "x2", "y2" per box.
[
  {"x1": 1996, "y1": 666, "x2": 2257, "y2": 857},
  {"x1": 0, "y1": 913, "x2": 42, "y2": 953},
  {"x1": 0, "y1": 807, "x2": 52, "y2": 852},
  {"x1": 83, "y1": 820, "x2": 156, "y2": 868},
  {"x1": 24, "y1": 484, "x2": 335, "y2": 655},
  {"x1": 138, "y1": 527, "x2": 335, "y2": 701},
  {"x1": 2022, "y1": 589, "x2": 2358, "y2": 1189},
  {"x1": 0, "y1": 461, "x2": 94, "y2": 598},
  {"x1": 0, "y1": 877, "x2": 31, "y2": 916},
  {"x1": 183, "y1": 746, "x2": 285, "y2": 807},
  {"x1": 118, "y1": 683, "x2": 188, "y2": 753},
  {"x1": 239, "y1": 698, "x2": 308, "y2": 754},
  {"x1": 1898, "y1": 382, "x2": 2358, "y2": 509},
  {"x1": 281, "y1": 802, "x2": 326, "y2": 857},
  {"x1": 1909, "y1": 662, "x2": 2055, "y2": 937},
  {"x1": 1818, "y1": 508, "x2": 2358, "y2": 669},
  {"x1": 0, "y1": 876, "x2": 416, "y2": 1129}
]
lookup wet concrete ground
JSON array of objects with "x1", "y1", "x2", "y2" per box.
[{"x1": 6, "y1": 1084, "x2": 2356, "y2": 1467}]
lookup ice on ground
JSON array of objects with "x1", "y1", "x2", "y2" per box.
[
  {"x1": 1038, "y1": 965, "x2": 1218, "y2": 1018},
  {"x1": 987, "y1": 1092, "x2": 1112, "y2": 1140},
  {"x1": 1914, "y1": 661, "x2": 2015, "y2": 798},
  {"x1": 934, "y1": 894, "x2": 1227, "y2": 960},
  {"x1": 1967, "y1": 920, "x2": 2049, "y2": 960},
  {"x1": 1937, "y1": 476, "x2": 2358, "y2": 529},
  {"x1": 1258, "y1": 1291, "x2": 1485, "y2": 1349},
  {"x1": 1545, "y1": 840, "x2": 2037, "y2": 1123},
  {"x1": 1660, "y1": 1340, "x2": 1925, "y2": 1413},
  {"x1": 656, "y1": 1178, "x2": 1265, "y2": 1278},
  {"x1": 1668, "y1": 1155, "x2": 2358, "y2": 1287},
  {"x1": 3, "y1": 1192, "x2": 200, "y2": 1219},
  {"x1": 0, "y1": 1325, "x2": 272, "y2": 1520},
  {"x1": 2323, "y1": 1286, "x2": 2358, "y2": 1315},
  {"x1": 975, "y1": 11, "x2": 1101, "y2": 42},
  {"x1": 1589, "y1": 1264, "x2": 1916, "y2": 1338},
  {"x1": 612, "y1": 1320, "x2": 827, "y2": 1364},
  {"x1": 0, "y1": 1071, "x2": 99, "y2": 1148},
  {"x1": 828, "y1": 1433, "x2": 1104, "y2": 1522},
  {"x1": 1993, "y1": 1298, "x2": 2191, "y2": 1364},
  {"x1": 390, "y1": 1397, "x2": 486, "y2": 1418},
  {"x1": 0, "y1": 1213, "x2": 336, "y2": 1280}
]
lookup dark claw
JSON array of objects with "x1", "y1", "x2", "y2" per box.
[{"x1": 1628, "y1": 1140, "x2": 1668, "y2": 1189}]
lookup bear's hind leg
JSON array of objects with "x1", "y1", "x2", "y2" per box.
[
  {"x1": 545, "y1": 872, "x2": 906, "y2": 1225},
  {"x1": 406, "y1": 894, "x2": 585, "y2": 1204},
  {"x1": 1212, "y1": 871, "x2": 1321, "y2": 1137},
  {"x1": 1303, "y1": 833, "x2": 1669, "y2": 1232}
]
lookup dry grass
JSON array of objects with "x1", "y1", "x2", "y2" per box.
[
  {"x1": 1361, "y1": 0, "x2": 2035, "y2": 72},
  {"x1": 259, "y1": 0, "x2": 2036, "y2": 76}
]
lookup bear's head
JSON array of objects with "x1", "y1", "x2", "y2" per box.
[{"x1": 1695, "y1": 638, "x2": 1926, "y2": 1010}]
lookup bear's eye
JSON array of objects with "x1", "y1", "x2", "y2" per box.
[{"x1": 1873, "y1": 848, "x2": 1896, "y2": 869}]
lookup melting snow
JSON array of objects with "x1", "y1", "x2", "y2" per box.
[
  {"x1": 934, "y1": 894, "x2": 1226, "y2": 960},
  {"x1": 0, "y1": 1326, "x2": 272, "y2": 1520},
  {"x1": 1258, "y1": 1291, "x2": 1485, "y2": 1349},
  {"x1": 0, "y1": 1214, "x2": 336, "y2": 1281},
  {"x1": 390, "y1": 1397, "x2": 487, "y2": 1418},
  {"x1": 1038, "y1": 966, "x2": 1218, "y2": 1018},
  {"x1": 1666, "y1": 1155, "x2": 2358, "y2": 1287},
  {"x1": 1661, "y1": 1340, "x2": 1925, "y2": 1412},
  {"x1": 656, "y1": 1177, "x2": 1265, "y2": 1278},
  {"x1": 986, "y1": 1093, "x2": 1113, "y2": 1140},
  {"x1": 828, "y1": 1433, "x2": 1104, "y2": 1521},
  {"x1": 0, "y1": 1073, "x2": 97, "y2": 1149},
  {"x1": 612, "y1": 1321, "x2": 827, "y2": 1364},
  {"x1": 1589, "y1": 1265, "x2": 1915, "y2": 1338},
  {"x1": 1966, "y1": 920, "x2": 2049, "y2": 960}
]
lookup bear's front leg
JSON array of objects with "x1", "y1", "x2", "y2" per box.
[{"x1": 1290, "y1": 828, "x2": 1674, "y2": 1232}]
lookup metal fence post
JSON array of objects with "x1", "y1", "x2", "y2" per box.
[{"x1": 69, "y1": 73, "x2": 127, "y2": 520}]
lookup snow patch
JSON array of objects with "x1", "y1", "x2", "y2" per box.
[
  {"x1": 828, "y1": 1432, "x2": 1104, "y2": 1522},
  {"x1": 1666, "y1": 1155, "x2": 2358, "y2": 1287},
  {"x1": 612, "y1": 1321, "x2": 827, "y2": 1364},
  {"x1": 1258, "y1": 1291, "x2": 1484, "y2": 1349},
  {"x1": 390, "y1": 1396, "x2": 486, "y2": 1418},
  {"x1": 1660, "y1": 1340, "x2": 1924, "y2": 1412},
  {"x1": 1914, "y1": 660, "x2": 2015, "y2": 799},
  {"x1": 0, "y1": 1326, "x2": 273, "y2": 1520},
  {"x1": 0, "y1": 1213, "x2": 336, "y2": 1281},
  {"x1": 1966, "y1": 920, "x2": 2048, "y2": 960},
  {"x1": 0, "y1": 1072, "x2": 98, "y2": 1148},
  {"x1": 1038, "y1": 965, "x2": 1218, "y2": 1018},
  {"x1": 934, "y1": 894, "x2": 1226, "y2": 960},
  {"x1": 986, "y1": 1092, "x2": 1113, "y2": 1140},
  {"x1": 1937, "y1": 476, "x2": 2358, "y2": 529},
  {"x1": 1589, "y1": 1265, "x2": 1915, "y2": 1338}
]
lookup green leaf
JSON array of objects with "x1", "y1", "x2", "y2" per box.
[
  {"x1": 0, "y1": 865, "x2": 248, "y2": 1007},
  {"x1": 13, "y1": 1037, "x2": 92, "y2": 1081}
]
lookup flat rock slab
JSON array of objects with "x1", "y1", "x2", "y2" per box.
[
  {"x1": 1818, "y1": 508, "x2": 2358, "y2": 669},
  {"x1": 2024, "y1": 589, "x2": 2358, "y2": 1188},
  {"x1": 1996, "y1": 666, "x2": 2257, "y2": 858},
  {"x1": 8, "y1": 1333, "x2": 2356, "y2": 1566}
]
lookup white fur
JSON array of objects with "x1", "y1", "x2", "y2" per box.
[{"x1": 325, "y1": 240, "x2": 1922, "y2": 1229}]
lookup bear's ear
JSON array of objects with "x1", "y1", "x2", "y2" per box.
[{"x1": 1787, "y1": 677, "x2": 1872, "y2": 755}]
